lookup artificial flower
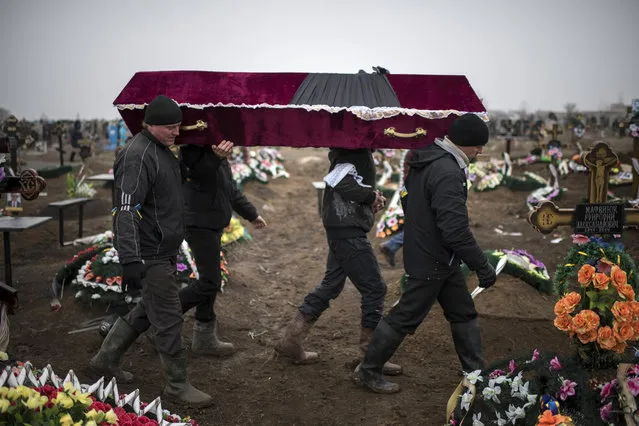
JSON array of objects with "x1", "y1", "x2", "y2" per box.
[
  {"x1": 612, "y1": 301, "x2": 633, "y2": 321},
  {"x1": 482, "y1": 384, "x2": 501, "y2": 403},
  {"x1": 464, "y1": 370, "x2": 483, "y2": 385},
  {"x1": 554, "y1": 315, "x2": 572, "y2": 332},
  {"x1": 618, "y1": 283, "x2": 635, "y2": 301},
  {"x1": 599, "y1": 402, "x2": 612, "y2": 422},
  {"x1": 508, "y1": 360, "x2": 517, "y2": 375},
  {"x1": 613, "y1": 321, "x2": 635, "y2": 342},
  {"x1": 592, "y1": 272, "x2": 610, "y2": 290},
  {"x1": 596, "y1": 326, "x2": 617, "y2": 350},
  {"x1": 549, "y1": 356, "x2": 562, "y2": 371},
  {"x1": 557, "y1": 379, "x2": 577, "y2": 401},
  {"x1": 577, "y1": 264, "x2": 595, "y2": 286},
  {"x1": 600, "y1": 379, "x2": 617, "y2": 402},
  {"x1": 611, "y1": 265, "x2": 628, "y2": 286},
  {"x1": 571, "y1": 310, "x2": 600, "y2": 334}
]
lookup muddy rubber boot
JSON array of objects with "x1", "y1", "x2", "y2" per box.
[
  {"x1": 451, "y1": 318, "x2": 485, "y2": 373},
  {"x1": 353, "y1": 320, "x2": 404, "y2": 394},
  {"x1": 359, "y1": 327, "x2": 403, "y2": 376},
  {"x1": 159, "y1": 349, "x2": 213, "y2": 408},
  {"x1": 88, "y1": 318, "x2": 138, "y2": 383},
  {"x1": 274, "y1": 312, "x2": 319, "y2": 364},
  {"x1": 192, "y1": 319, "x2": 235, "y2": 357},
  {"x1": 379, "y1": 244, "x2": 396, "y2": 268}
]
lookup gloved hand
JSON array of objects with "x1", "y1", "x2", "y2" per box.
[
  {"x1": 122, "y1": 261, "x2": 146, "y2": 294},
  {"x1": 476, "y1": 261, "x2": 497, "y2": 289}
]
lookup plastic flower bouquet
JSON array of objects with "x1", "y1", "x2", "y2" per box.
[{"x1": 553, "y1": 261, "x2": 639, "y2": 367}]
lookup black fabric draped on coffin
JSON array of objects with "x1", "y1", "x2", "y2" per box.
[{"x1": 289, "y1": 71, "x2": 401, "y2": 108}]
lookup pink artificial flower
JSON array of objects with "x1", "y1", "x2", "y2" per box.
[
  {"x1": 509, "y1": 359, "x2": 517, "y2": 375},
  {"x1": 600, "y1": 402, "x2": 612, "y2": 422},
  {"x1": 600, "y1": 379, "x2": 617, "y2": 402},
  {"x1": 628, "y1": 377, "x2": 639, "y2": 397},
  {"x1": 558, "y1": 379, "x2": 577, "y2": 401},
  {"x1": 629, "y1": 365, "x2": 639, "y2": 377},
  {"x1": 489, "y1": 369, "x2": 506, "y2": 379},
  {"x1": 571, "y1": 234, "x2": 590, "y2": 245},
  {"x1": 550, "y1": 356, "x2": 562, "y2": 371},
  {"x1": 449, "y1": 414, "x2": 458, "y2": 426},
  {"x1": 176, "y1": 262, "x2": 188, "y2": 272},
  {"x1": 531, "y1": 348, "x2": 540, "y2": 362}
]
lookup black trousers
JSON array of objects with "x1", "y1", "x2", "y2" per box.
[
  {"x1": 299, "y1": 236, "x2": 386, "y2": 329},
  {"x1": 178, "y1": 227, "x2": 223, "y2": 323},
  {"x1": 125, "y1": 258, "x2": 183, "y2": 356},
  {"x1": 385, "y1": 266, "x2": 478, "y2": 335}
]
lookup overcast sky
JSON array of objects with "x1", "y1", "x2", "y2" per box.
[{"x1": 1, "y1": 0, "x2": 638, "y2": 120}]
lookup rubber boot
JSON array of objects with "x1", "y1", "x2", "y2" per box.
[
  {"x1": 88, "y1": 318, "x2": 138, "y2": 383},
  {"x1": 353, "y1": 320, "x2": 404, "y2": 394},
  {"x1": 359, "y1": 327, "x2": 403, "y2": 376},
  {"x1": 451, "y1": 318, "x2": 485, "y2": 373},
  {"x1": 274, "y1": 312, "x2": 319, "y2": 364},
  {"x1": 192, "y1": 319, "x2": 235, "y2": 357},
  {"x1": 159, "y1": 349, "x2": 214, "y2": 408},
  {"x1": 144, "y1": 326, "x2": 158, "y2": 354}
]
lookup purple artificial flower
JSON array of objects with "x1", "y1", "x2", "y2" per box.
[
  {"x1": 628, "y1": 377, "x2": 639, "y2": 397},
  {"x1": 549, "y1": 356, "x2": 562, "y2": 371},
  {"x1": 489, "y1": 369, "x2": 506, "y2": 379},
  {"x1": 600, "y1": 379, "x2": 617, "y2": 402},
  {"x1": 600, "y1": 402, "x2": 612, "y2": 422},
  {"x1": 176, "y1": 262, "x2": 188, "y2": 272},
  {"x1": 531, "y1": 348, "x2": 540, "y2": 362},
  {"x1": 509, "y1": 359, "x2": 517, "y2": 375}
]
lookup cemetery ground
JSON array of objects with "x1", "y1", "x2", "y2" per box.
[{"x1": 4, "y1": 137, "x2": 639, "y2": 425}]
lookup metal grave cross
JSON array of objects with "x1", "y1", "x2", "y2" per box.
[{"x1": 529, "y1": 142, "x2": 639, "y2": 235}]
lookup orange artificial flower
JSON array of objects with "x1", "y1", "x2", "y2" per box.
[
  {"x1": 577, "y1": 329, "x2": 598, "y2": 344},
  {"x1": 613, "y1": 339, "x2": 627, "y2": 354},
  {"x1": 611, "y1": 265, "x2": 628, "y2": 287},
  {"x1": 571, "y1": 310, "x2": 600, "y2": 334},
  {"x1": 577, "y1": 264, "x2": 596, "y2": 286},
  {"x1": 597, "y1": 326, "x2": 617, "y2": 350},
  {"x1": 554, "y1": 300, "x2": 571, "y2": 316},
  {"x1": 618, "y1": 284, "x2": 636, "y2": 301},
  {"x1": 613, "y1": 321, "x2": 635, "y2": 342},
  {"x1": 554, "y1": 315, "x2": 573, "y2": 332},
  {"x1": 612, "y1": 301, "x2": 633, "y2": 321},
  {"x1": 593, "y1": 273, "x2": 611, "y2": 290},
  {"x1": 115, "y1": 276, "x2": 122, "y2": 286},
  {"x1": 562, "y1": 292, "x2": 581, "y2": 312},
  {"x1": 631, "y1": 301, "x2": 639, "y2": 319}
]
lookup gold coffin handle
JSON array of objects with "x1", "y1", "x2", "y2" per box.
[
  {"x1": 180, "y1": 120, "x2": 208, "y2": 131},
  {"x1": 384, "y1": 127, "x2": 427, "y2": 138}
]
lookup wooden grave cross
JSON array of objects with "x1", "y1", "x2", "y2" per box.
[{"x1": 529, "y1": 142, "x2": 639, "y2": 234}]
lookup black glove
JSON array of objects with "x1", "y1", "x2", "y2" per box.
[
  {"x1": 121, "y1": 261, "x2": 146, "y2": 294},
  {"x1": 476, "y1": 261, "x2": 497, "y2": 289}
]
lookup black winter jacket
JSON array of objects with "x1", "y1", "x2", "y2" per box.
[
  {"x1": 321, "y1": 149, "x2": 377, "y2": 240},
  {"x1": 181, "y1": 145, "x2": 258, "y2": 231},
  {"x1": 402, "y1": 143, "x2": 487, "y2": 279},
  {"x1": 113, "y1": 130, "x2": 185, "y2": 264}
]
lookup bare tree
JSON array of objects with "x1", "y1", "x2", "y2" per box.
[{"x1": 564, "y1": 103, "x2": 577, "y2": 118}]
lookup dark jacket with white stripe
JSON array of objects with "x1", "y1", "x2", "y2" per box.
[
  {"x1": 113, "y1": 129, "x2": 185, "y2": 265},
  {"x1": 321, "y1": 148, "x2": 377, "y2": 240}
]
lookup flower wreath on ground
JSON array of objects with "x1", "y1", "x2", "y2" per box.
[
  {"x1": 229, "y1": 147, "x2": 289, "y2": 188},
  {"x1": 0, "y1": 359, "x2": 198, "y2": 426}
]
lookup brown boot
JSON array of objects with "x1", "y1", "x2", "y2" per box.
[
  {"x1": 192, "y1": 319, "x2": 235, "y2": 357},
  {"x1": 360, "y1": 327, "x2": 403, "y2": 376},
  {"x1": 274, "y1": 312, "x2": 319, "y2": 364}
]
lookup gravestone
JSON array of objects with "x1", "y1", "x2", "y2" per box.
[{"x1": 529, "y1": 142, "x2": 639, "y2": 235}]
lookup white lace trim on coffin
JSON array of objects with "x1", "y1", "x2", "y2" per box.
[{"x1": 115, "y1": 102, "x2": 489, "y2": 122}]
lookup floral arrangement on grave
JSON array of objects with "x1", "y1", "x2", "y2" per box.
[
  {"x1": 553, "y1": 260, "x2": 639, "y2": 367},
  {"x1": 629, "y1": 123, "x2": 639, "y2": 138},
  {"x1": 229, "y1": 147, "x2": 289, "y2": 187},
  {"x1": 446, "y1": 351, "x2": 597, "y2": 425},
  {"x1": 66, "y1": 168, "x2": 96, "y2": 198},
  {"x1": 0, "y1": 361, "x2": 198, "y2": 426}
]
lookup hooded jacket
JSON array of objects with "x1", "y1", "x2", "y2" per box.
[
  {"x1": 321, "y1": 148, "x2": 377, "y2": 239},
  {"x1": 181, "y1": 145, "x2": 258, "y2": 231},
  {"x1": 401, "y1": 139, "x2": 487, "y2": 279},
  {"x1": 113, "y1": 129, "x2": 185, "y2": 264}
]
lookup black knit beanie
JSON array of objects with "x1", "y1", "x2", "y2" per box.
[
  {"x1": 144, "y1": 95, "x2": 183, "y2": 125},
  {"x1": 448, "y1": 113, "x2": 489, "y2": 147}
]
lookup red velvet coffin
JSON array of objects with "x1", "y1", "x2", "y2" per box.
[{"x1": 114, "y1": 70, "x2": 487, "y2": 149}]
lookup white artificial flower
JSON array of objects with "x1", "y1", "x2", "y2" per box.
[
  {"x1": 461, "y1": 390, "x2": 474, "y2": 412},
  {"x1": 91, "y1": 293, "x2": 101, "y2": 299},
  {"x1": 482, "y1": 385, "x2": 501, "y2": 403},
  {"x1": 102, "y1": 257, "x2": 109, "y2": 264},
  {"x1": 526, "y1": 394, "x2": 537, "y2": 405},
  {"x1": 494, "y1": 411, "x2": 508, "y2": 426},
  {"x1": 113, "y1": 256, "x2": 119, "y2": 263},
  {"x1": 465, "y1": 370, "x2": 483, "y2": 385},
  {"x1": 490, "y1": 375, "x2": 509, "y2": 386},
  {"x1": 505, "y1": 405, "x2": 526, "y2": 424},
  {"x1": 472, "y1": 413, "x2": 484, "y2": 426},
  {"x1": 512, "y1": 381, "x2": 530, "y2": 400}
]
